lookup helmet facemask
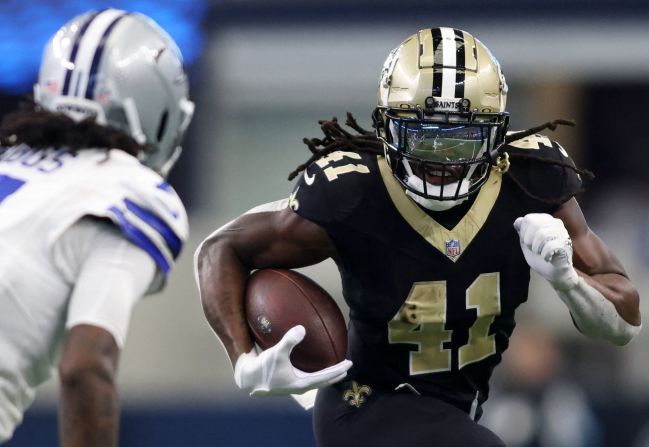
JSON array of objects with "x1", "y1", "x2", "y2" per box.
[{"x1": 375, "y1": 104, "x2": 508, "y2": 209}]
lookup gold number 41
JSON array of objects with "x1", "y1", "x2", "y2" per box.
[
  {"x1": 388, "y1": 272, "x2": 501, "y2": 375},
  {"x1": 315, "y1": 151, "x2": 370, "y2": 181}
]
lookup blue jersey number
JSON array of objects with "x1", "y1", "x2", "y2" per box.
[
  {"x1": 0, "y1": 174, "x2": 26, "y2": 204},
  {"x1": 1, "y1": 146, "x2": 74, "y2": 173}
]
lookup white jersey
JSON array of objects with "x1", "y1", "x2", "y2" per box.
[
  {"x1": 0, "y1": 145, "x2": 188, "y2": 441},
  {"x1": 0, "y1": 145, "x2": 187, "y2": 279}
]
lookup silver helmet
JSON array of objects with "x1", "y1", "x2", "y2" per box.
[{"x1": 34, "y1": 9, "x2": 194, "y2": 176}]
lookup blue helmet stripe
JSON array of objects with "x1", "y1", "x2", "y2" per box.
[
  {"x1": 84, "y1": 12, "x2": 130, "y2": 99},
  {"x1": 61, "y1": 10, "x2": 102, "y2": 95},
  {"x1": 123, "y1": 198, "x2": 182, "y2": 258},
  {"x1": 108, "y1": 206, "x2": 171, "y2": 274}
]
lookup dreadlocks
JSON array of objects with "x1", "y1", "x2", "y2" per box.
[
  {"x1": 0, "y1": 98, "x2": 144, "y2": 158},
  {"x1": 287, "y1": 113, "x2": 383, "y2": 181},
  {"x1": 289, "y1": 113, "x2": 594, "y2": 206},
  {"x1": 504, "y1": 119, "x2": 594, "y2": 205}
]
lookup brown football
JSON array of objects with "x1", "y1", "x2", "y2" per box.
[{"x1": 244, "y1": 269, "x2": 347, "y2": 372}]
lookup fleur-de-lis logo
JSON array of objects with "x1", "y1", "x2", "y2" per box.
[{"x1": 342, "y1": 381, "x2": 372, "y2": 408}]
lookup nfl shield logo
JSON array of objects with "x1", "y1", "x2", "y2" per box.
[{"x1": 445, "y1": 239, "x2": 461, "y2": 258}]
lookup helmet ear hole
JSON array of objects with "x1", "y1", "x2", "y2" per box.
[
  {"x1": 105, "y1": 106, "x2": 128, "y2": 132},
  {"x1": 156, "y1": 110, "x2": 169, "y2": 142}
]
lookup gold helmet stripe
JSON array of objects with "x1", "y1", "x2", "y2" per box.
[{"x1": 462, "y1": 31, "x2": 478, "y2": 71}]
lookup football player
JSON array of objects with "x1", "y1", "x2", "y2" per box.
[
  {"x1": 0, "y1": 9, "x2": 193, "y2": 446},
  {"x1": 195, "y1": 28, "x2": 640, "y2": 446}
]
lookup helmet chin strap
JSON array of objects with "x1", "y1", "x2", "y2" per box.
[{"x1": 403, "y1": 160, "x2": 470, "y2": 212}]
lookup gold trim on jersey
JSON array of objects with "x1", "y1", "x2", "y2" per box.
[{"x1": 378, "y1": 156, "x2": 502, "y2": 262}]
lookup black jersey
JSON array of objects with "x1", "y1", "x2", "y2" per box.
[{"x1": 290, "y1": 135, "x2": 581, "y2": 414}]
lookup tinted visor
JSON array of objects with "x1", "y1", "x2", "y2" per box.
[{"x1": 390, "y1": 122, "x2": 489, "y2": 163}]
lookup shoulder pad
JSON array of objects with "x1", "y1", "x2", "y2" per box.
[
  {"x1": 290, "y1": 150, "x2": 375, "y2": 226},
  {"x1": 102, "y1": 161, "x2": 188, "y2": 276},
  {"x1": 503, "y1": 133, "x2": 583, "y2": 205},
  {"x1": 504, "y1": 132, "x2": 569, "y2": 159}
]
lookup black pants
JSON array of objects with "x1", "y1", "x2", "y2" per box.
[{"x1": 313, "y1": 381, "x2": 506, "y2": 447}]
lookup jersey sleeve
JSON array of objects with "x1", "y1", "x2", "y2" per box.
[
  {"x1": 104, "y1": 177, "x2": 188, "y2": 281},
  {"x1": 290, "y1": 150, "x2": 372, "y2": 228},
  {"x1": 55, "y1": 218, "x2": 156, "y2": 347},
  {"x1": 503, "y1": 133, "x2": 583, "y2": 205}
]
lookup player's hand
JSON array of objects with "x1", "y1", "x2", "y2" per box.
[
  {"x1": 233, "y1": 325, "x2": 352, "y2": 396},
  {"x1": 514, "y1": 213, "x2": 579, "y2": 291}
]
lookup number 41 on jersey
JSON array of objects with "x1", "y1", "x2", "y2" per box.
[{"x1": 389, "y1": 272, "x2": 501, "y2": 374}]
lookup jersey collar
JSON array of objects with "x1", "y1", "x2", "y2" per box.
[{"x1": 378, "y1": 156, "x2": 502, "y2": 262}]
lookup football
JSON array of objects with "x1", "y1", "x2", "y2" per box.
[{"x1": 244, "y1": 269, "x2": 347, "y2": 372}]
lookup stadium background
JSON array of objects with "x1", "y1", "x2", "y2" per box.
[{"x1": 2, "y1": 1, "x2": 649, "y2": 445}]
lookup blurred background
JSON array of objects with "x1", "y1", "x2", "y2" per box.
[{"x1": 2, "y1": 0, "x2": 649, "y2": 445}]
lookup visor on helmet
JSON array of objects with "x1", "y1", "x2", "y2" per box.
[
  {"x1": 389, "y1": 121, "x2": 491, "y2": 164},
  {"x1": 378, "y1": 108, "x2": 506, "y2": 202}
]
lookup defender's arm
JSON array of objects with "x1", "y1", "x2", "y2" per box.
[
  {"x1": 59, "y1": 326, "x2": 120, "y2": 447},
  {"x1": 56, "y1": 219, "x2": 156, "y2": 447}
]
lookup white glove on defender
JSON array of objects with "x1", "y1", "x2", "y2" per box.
[
  {"x1": 234, "y1": 325, "x2": 352, "y2": 396},
  {"x1": 513, "y1": 213, "x2": 579, "y2": 291}
]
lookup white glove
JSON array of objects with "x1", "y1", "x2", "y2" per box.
[
  {"x1": 513, "y1": 213, "x2": 579, "y2": 291},
  {"x1": 234, "y1": 325, "x2": 352, "y2": 396},
  {"x1": 514, "y1": 213, "x2": 640, "y2": 345}
]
